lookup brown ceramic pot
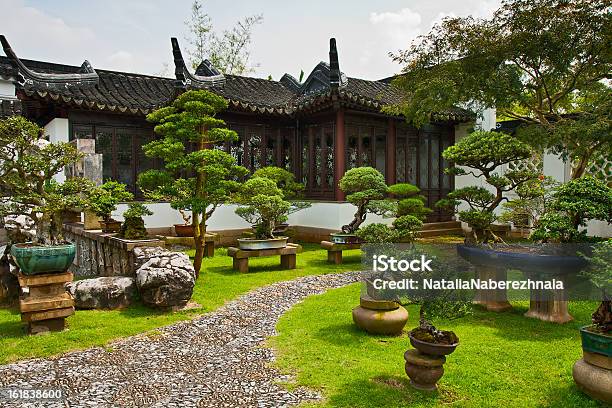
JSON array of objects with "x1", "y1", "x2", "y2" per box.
[
  {"x1": 404, "y1": 349, "x2": 446, "y2": 391},
  {"x1": 174, "y1": 224, "x2": 195, "y2": 237},
  {"x1": 352, "y1": 296, "x2": 408, "y2": 335},
  {"x1": 99, "y1": 220, "x2": 121, "y2": 233}
]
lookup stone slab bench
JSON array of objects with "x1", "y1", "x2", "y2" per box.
[
  {"x1": 227, "y1": 243, "x2": 301, "y2": 273},
  {"x1": 320, "y1": 241, "x2": 361, "y2": 264}
]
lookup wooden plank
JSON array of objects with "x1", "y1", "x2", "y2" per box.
[
  {"x1": 20, "y1": 292, "x2": 74, "y2": 313},
  {"x1": 21, "y1": 307, "x2": 74, "y2": 323},
  {"x1": 18, "y1": 272, "x2": 73, "y2": 287}
]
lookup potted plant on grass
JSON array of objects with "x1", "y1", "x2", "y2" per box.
[
  {"x1": 88, "y1": 181, "x2": 134, "y2": 233},
  {"x1": 0, "y1": 116, "x2": 94, "y2": 275},
  {"x1": 117, "y1": 202, "x2": 153, "y2": 240},
  {"x1": 334, "y1": 167, "x2": 390, "y2": 244},
  {"x1": 573, "y1": 239, "x2": 612, "y2": 403},
  {"x1": 234, "y1": 176, "x2": 291, "y2": 250}
]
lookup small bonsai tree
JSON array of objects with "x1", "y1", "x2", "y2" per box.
[
  {"x1": 339, "y1": 167, "x2": 393, "y2": 234},
  {"x1": 582, "y1": 240, "x2": 611, "y2": 333},
  {"x1": 88, "y1": 181, "x2": 134, "y2": 223},
  {"x1": 234, "y1": 177, "x2": 291, "y2": 239},
  {"x1": 144, "y1": 90, "x2": 246, "y2": 276},
  {"x1": 118, "y1": 202, "x2": 153, "y2": 240},
  {"x1": 356, "y1": 183, "x2": 431, "y2": 244},
  {"x1": 531, "y1": 176, "x2": 612, "y2": 243},
  {"x1": 436, "y1": 131, "x2": 538, "y2": 244},
  {"x1": 0, "y1": 116, "x2": 94, "y2": 245},
  {"x1": 252, "y1": 166, "x2": 311, "y2": 216},
  {"x1": 499, "y1": 176, "x2": 558, "y2": 230}
]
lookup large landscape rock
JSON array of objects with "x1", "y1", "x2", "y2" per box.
[
  {"x1": 135, "y1": 248, "x2": 195, "y2": 308},
  {"x1": 66, "y1": 277, "x2": 136, "y2": 309}
]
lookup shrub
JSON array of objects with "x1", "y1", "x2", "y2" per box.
[
  {"x1": 118, "y1": 203, "x2": 153, "y2": 240},
  {"x1": 88, "y1": 181, "x2": 134, "y2": 222}
]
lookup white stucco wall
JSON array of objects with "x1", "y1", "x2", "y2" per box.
[
  {"x1": 0, "y1": 79, "x2": 16, "y2": 100},
  {"x1": 44, "y1": 118, "x2": 70, "y2": 184}
]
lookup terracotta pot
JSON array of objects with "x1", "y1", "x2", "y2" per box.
[
  {"x1": 174, "y1": 224, "x2": 195, "y2": 237},
  {"x1": 99, "y1": 220, "x2": 121, "y2": 233},
  {"x1": 409, "y1": 335, "x2": 459, "y2": 356},
  {"x1": 352, "y1": 296, "x2": 408, "y2": 335},
  {"x1": 404, "y1": 349, "x2": 446, "y2": 391}
]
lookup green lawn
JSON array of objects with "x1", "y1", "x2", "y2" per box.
[
  {"x1": 0, "y1": 243, "x2": 362, "y2": 365},
  {"x1": 272, "y1": 284, "x2": 602, "y2": 408}
]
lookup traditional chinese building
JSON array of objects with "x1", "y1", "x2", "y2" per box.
[{"x1": 0, "y1": 35, "x2": 473, "y2": 224}]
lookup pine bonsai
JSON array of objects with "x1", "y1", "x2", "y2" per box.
[
  {"x1": 143, "y1": 90, "x2": 247, "y2": 277},
  {"x1": 0, "y1": 116, "x2": 94, "y2": 245}
]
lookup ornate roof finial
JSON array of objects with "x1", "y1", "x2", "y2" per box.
[
  {"x1": 329, "y1": 38, "x2": 341, "y2": 89},
  {"x1": 171, "y1": 37, "x2": 225, "y2": 89}
]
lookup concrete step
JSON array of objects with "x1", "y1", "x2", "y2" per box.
[
  {"x1": 420, "y1": 221, "x2": 461, "y2": 231},
  {"x1": 417, "y1": 228, "x2": 464, "y2": 238}
]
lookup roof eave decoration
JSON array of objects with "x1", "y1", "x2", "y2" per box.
[
  {"x1": 328, "y1": 38, "x2": 347, "y2": 90},
  {"x1": 171, "y1": 37, "x2": 225, "y2": 89},
  {"x1": 279, "y1": 73, "x2": 301, "y2": 92},
  {"x1": 0, "y1": 35, "x2": 99, "y2": 90}
]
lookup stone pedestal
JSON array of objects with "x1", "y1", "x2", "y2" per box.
[
  {"x1": 524, "y1": 288, "x2": 573, "y2": 324},
  {"x1": 473, "y1": 265, "x2": 512, "y2": 312},
  {"x1": 352, "y1": 296, "x2": 408, "y2": 335},
  {"x1": 573, "y1": 358, "x2": 612, "y2": 403},
  {"x1": 404, "y1": 349, "x2": 446, "y2": 391},
  {"x1": 18, "y1": 272, "x2": 75, "y2": 334}
]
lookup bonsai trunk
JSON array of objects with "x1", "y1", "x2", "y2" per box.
[
  {"x1": 178, "y1": 209, "x2": 191, "y2": 225},
  {"x1": 342, "y1": 201, "x2": 368, "y2": 234},
  {"x1": 593, "y1": 294, "x2": 612, "y2": 332}
]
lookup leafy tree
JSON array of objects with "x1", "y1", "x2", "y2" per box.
[
  {"x1": 531, "y1": 176, "x2": 612, "y2": 242},
  {"x1": 339, "y1": 167, "x2": 393, "y2": 234},
  {"x1": 88, "y1": 181, "x2": 134, "y2": 223},
  {"x1": 144, "y1": 90, "x2": 245, "y2": 277},
  {"x1": 252, "y1": 166, "x2": 311, "y2": 215},
  {"x1": 185, "y1": 0, "x2": 263, "y2": 75},
  {"x1": 387, "y1": 0, "x2": 611, "y2": 179},
  {"x1": 436, "y1": 131, "x2": 538, "y2": 243},
  {"x1": 234, "y1": 177, "x2": 291, "y2": 239},
  {"x1": 0, "y1": 116, "x2": 94, "y2": 245}
]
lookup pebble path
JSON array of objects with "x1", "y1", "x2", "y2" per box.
[{"x1": 0, "y1": 271, "x2": 359, "y2": 408}]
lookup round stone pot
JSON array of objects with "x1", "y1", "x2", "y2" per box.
[
  {"x1": 352, "y1": 296, "x2": 408, "y2": 335},
  {"x1": 409, "y1": 335, "x2": 459, "y2": 357},
  {"x1": 237, "y1": 237, "x2": 288, "y2": 250},
  {"x1": 573, "y1": 358, "x2": 612, "y2": 403},
  {"x1": 404, "y1": 349, "x2": 446, "y2": 391},
  {"x1": 10, "y1": 242, "x2": 76, "y2": 275},
  {"x1": 330, "y1": 233, "x2": 361, "y2": 244},
  {"x1": 174, "y1": 224, "x2": 195, "y2": 237}
]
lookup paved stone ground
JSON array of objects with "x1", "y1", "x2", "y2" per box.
[{"x1": 0, "y1": 272, "x2": 359, "y2": 408}]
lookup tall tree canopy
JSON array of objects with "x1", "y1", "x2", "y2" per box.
[
  {"x1": 185, "y1": 0, "x2": 263, "y2": 75},
  {"x1": 387, "y1": 0, "x2": 611, "y2": 179}
]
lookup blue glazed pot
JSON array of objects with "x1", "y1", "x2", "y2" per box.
[{"x1": 10, "y1": 243, "x2": 76, "y2": 275}]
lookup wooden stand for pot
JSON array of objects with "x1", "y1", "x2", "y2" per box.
[
  {"x1": 18, "y1": 272, "x2": 75, "y2": 334},
  {"x1": 320, "y1": 241, "x2": 361, "y2": 264},
  {"x1": 227, "y1": 243, "x2": 301, "y2": 273}
]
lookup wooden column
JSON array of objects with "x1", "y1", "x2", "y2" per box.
[
  {"x1": 386, "y1": 118, "x2": 397, "y2": 185},
  {"x1": 334, "y1": 109, "x2": 346, "y2": 201}
]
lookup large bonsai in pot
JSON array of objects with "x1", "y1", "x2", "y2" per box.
[
  {"x1": 234, "y1": 176, "x2": 291, "y2": 250},
  {"x1": 143, "y1": 90, "x2": 247, "y2": 277},
  {"x1": 0, "y1": 116, "x2": 94, "y2": 275},
  {"x1": 88, "y1": 181, "x2": 134, "y2": 233},
  {"x1": 335, "y1": 167, "x2": 391, "y2": 244}
]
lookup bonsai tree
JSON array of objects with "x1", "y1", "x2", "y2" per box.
[
  {"x1": 144, "y1": 90, "x2": 246, "y2": 276},
  {"x1": 0, "y1": 116, "x2": 94, "y2": 245},
  {"x1": 582, "y1": 240, "x2": 611, "y2": 333},
  {"x1": 436, "y1": 131, "x2": 538, "y2": 244},
  {"x1": 234, "y1": 177, "x2": 291, "y2": 239},
  {"x1": 499, "y1": 176, "x2": 558, "y2": 231},
  {"x1": 386, "y1": 0, "x2": 611, "y2": 180},
  {"x1": 252, "y1": 166, "x2": 311, "y2": 216},
  {"x1": 531, "y1": 176, "x2": 612, "y2": 243},
  {"x1": 88, "y1": 181, "x2": 134, "y2": 224},
  {"x1": 356, "y1": 183, "x2": 431, "y2": 244},
  {"x1": 339, "y1": 167, "x2": 393, "y2": 234},
  {"x1": 118, "y1": 202, "x2": 153, "y2": 240}
]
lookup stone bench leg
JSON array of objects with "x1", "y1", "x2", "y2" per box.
[
  {"x1": 473, "y1": 265, "x2": 512, "y2": 312},
  {"x1": 233, "y1": 257, "x2": 248, "y2": 273},
  {"x1": 280, "y1": 254, "x2": 296, "y2": 270},
  {"x1": 204, "y1": 241, "x2": 215, "y2": 258},
  {"x1": 524, "y1": 287, "x2": 573, "y2": 324},
  {"x1": 327, "y1": 250, "x2": 342, "y2": 264}
]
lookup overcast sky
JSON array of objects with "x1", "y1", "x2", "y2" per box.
[{"x1": 0, "y1": 0, "x2": 501, "y2": 80}]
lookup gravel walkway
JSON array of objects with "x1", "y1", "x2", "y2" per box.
[{"x1": 0, "y1": 272, "x2": 359, "y2": 408}]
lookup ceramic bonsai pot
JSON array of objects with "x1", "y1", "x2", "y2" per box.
[
  {"x1": 237, "y1": 236, "x2": 289, "y2": 250},
  {"x1": 580, "y1": 326, "x2": 611, "y2": 358},
  {"x1": 409, "y1": 335, "x2": 459, "y2": 356},
  {"x1": 99, "y1": 220, "x2": 122, "y2": 233},
  {"x1": 404, "y1": 349, "x2": 446, "y2": 391},
  {"x1": 10, "y1": 243, "x2": 76, "y2": 275},
  {"x1": 330, "y1": 233, "x2": 362, "y2": 244},
  {"x1": 352, "y1": 296, "x2": 409, "y2": 335},
  {"x1": 174, "y1": 224, "x2": 195, "y2": 237}
]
